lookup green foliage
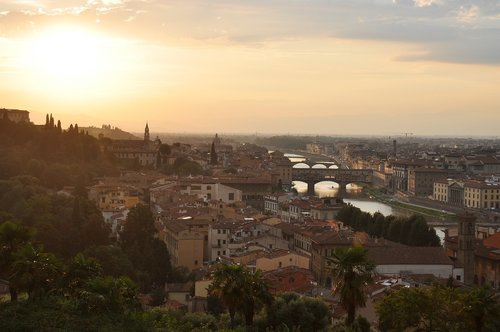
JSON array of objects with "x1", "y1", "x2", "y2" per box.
[
  {"x1": 0, "y1": 178, "x2": 110, "y2": 258},
  {"x1": 377, "y1": 285, "x2": 500, "y2": 332},
  {"x1": 84, "y1": 245, "x2": 137, "y2": 279},
  {"x1": 209, "y1": 263, "x2": 272, "y2": 327},
  {"x1": 264, "y1": 292, "x2": 330, "y2": 332},
  {"x1": 145, "y1": 309, "x2": 218, "y2": 331},
  {"x1": 328, "y1": 247, "x2": 375, "y2": 326},
  {"x1": 0, "y1": 118, "x2": 118, "y2": 188},
  {"x1": 120, "y1": 204, "x2": 171, "y2": 291},
  {"x1": 337, "y1": 204, "x2": 441, "y2": 246},
  {"x1": 0, "y1": 220, "x2": 33, "y2": 301},
  {"x1": 332, "y1": 316, "x2": 371, "y2": 332},
  {"x1": 11, "y1": 244, "x2": 62, "y2": 302}
]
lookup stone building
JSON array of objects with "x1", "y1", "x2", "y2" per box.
[{"x1": 109, "y1": 123, "x2": 161, "y2": 168}]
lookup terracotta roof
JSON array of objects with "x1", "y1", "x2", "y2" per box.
[
  {"x1": 367, "y1": 247, "x2": 453, "y2": 266},
  {"x1": 483, "y1": 233, "x2": 500, "y2": 249},
  {"x1": 164, "y1": 221, "x2": 188, "y2": 233},
  {"x1": 259, "y1": 249, "x2": 309, "y2": 260},
  {"x1": 312, "y1": 230, "x2": 353, "y2": 245}
]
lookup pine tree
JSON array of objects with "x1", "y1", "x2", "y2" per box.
[{"x1": 49, "y1": 114, "x2": 54, "y2": 128}]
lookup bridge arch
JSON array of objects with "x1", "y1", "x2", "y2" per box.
[
  {"x1": 293, "y1": 163, "x2": 310, "y2": 169},
  {"x1": 311, "y1": 164, "x2": 327, "y2": 169},
  {"x1": 291, "y1": 168, "x2": 373, "y2": 197}
]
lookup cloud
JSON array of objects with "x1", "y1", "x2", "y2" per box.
[
  {"x1": 0, "y1": 0, "x2": 499, "y2": 65},
  {"x1": 413, "y1": 0, "x2": 442, "y2": 7},
  {"x1": 457, "y1": 5, "x2": 480, "y2": 23}
]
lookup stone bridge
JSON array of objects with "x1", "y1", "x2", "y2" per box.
[
  {"x1": 291, "y1": 161, "x2": 338, "y2": 168},
  {"x1": 292, "y1": 168, "x2": 373, "y2": 196}
]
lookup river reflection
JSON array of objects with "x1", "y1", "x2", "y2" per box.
[{"x1": 291, "y1": 182, "x2": 446, "y2": 243}]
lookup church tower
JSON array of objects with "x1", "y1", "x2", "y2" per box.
[
  {"x1": 144, "y1": 122, "x2": 150, "y2": 142},
  {"x1": 457, "y1": 212, "x2": 476, "y2": 285}
]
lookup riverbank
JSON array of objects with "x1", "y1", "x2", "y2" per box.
[{"x1": 362, "y1": 186, "x2": 458, "y2": 223}]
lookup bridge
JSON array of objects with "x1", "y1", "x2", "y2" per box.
[
  {"x1": 291, "y1": 161, "x2": 339, "y2": 168},
  {"x1": 291, "y1": 168, "x2": 373, "y2": 196}
]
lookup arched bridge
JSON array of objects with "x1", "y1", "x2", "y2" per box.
[
  {"x1": 292, "y1": 168, "x2": 373, "y2": 196},
  {"x1": 291, "y1": 161, "x2": 338, "y2": 168}
]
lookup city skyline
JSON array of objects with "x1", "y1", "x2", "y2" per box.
[{"x1": 1, "y1": 0, "x2": 499, "y2": 135}]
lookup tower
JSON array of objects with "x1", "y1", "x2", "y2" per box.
[
  {"x1": 457, "y1": 212, "x2": 476, "y2": 285},
  {"x1": 144, "y1": 122, "x2": 150, "y2": 142}
]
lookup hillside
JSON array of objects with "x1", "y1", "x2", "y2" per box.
[{"x1": 82, "y1": 126, "x2": 139, "y2": 140}]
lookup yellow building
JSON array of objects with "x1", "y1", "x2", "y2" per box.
[
  {"x1": 255, "y1": 249, "x2": 310, "y2": 272},
  {"x1": 88, "y1": 184, "x2": 140, "y2": 211},
  {"x1": 464, "y1": 180, "x2": 500, "y2": 210},
  {"x1": 162, "y1": 221, "x2": 205, "y2": 270}
]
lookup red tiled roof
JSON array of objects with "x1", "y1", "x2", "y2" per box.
[{"x1": 483, "y1": 233, "x2": 500, "y2": 249}]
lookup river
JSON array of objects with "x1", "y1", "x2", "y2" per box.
[{"x1": 285, "y1": 153, "x2": 448, "y2": 244}]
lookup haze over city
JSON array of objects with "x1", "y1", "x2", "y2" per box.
[{"x1": 1, "y1": 0, "x2": 499, "y2": 135}]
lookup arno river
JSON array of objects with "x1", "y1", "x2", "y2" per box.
[{"x1": 287, "y1": 153, "x2": 448, "y2": 243}]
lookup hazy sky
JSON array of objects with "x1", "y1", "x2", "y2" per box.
[{"x1": 1, "y1": 0, "x2": 499, "y2": 135}]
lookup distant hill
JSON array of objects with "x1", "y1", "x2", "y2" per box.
[{"x1": 81, "y1": 126, "x2": 140, "y2": 140}]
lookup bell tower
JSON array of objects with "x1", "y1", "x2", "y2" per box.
[
  {"x1": 144, "y1": 122, "x2": 150, "y2": 142},
  {"x1": 457, "y1": 212, "x2": 476, "y2": 285}
]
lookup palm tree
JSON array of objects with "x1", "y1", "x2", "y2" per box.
[
  {"x1": 241, "y1": 269, "x2": 273, "y2": 326},
  {"x1": 209, "y1": 264, "x2": 246, "y2": 328},
  {"x1": 0, "y1": 221, "x2": 32, "y2": 301},
  {"x1": 12, "y1": 244, "x2": 61, "y2": 301},
  {"x1": 209, "y1": 263, "x2": 272, "y2": 328},
  {"x1": 463, "y1": 286, "x2": 500, "y2": 332},
  {"x1": 328, "y1": 246, "x2": 375, "y2": 326}
]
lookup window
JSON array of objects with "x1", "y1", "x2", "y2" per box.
[
  {"x1": 194, "y1": 260, "x2": 198, "y2": 265},
  {"x1": 229, "y1": 193, "x2": 235, "y2": 201},
  {"x1": 207, "y1": 185, "x2": 211, "y2": 190},
  {"x1": 279, "y1": 262, "x2": 282, "y2": 268}
]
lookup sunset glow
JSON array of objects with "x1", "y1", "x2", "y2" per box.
[{"x1": 0, "y1": 1, "x2": 499, "y2": 135}]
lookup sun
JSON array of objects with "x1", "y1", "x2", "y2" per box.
[{"x1": 24, "y1": 26, "x2": 107, "y2": 82}]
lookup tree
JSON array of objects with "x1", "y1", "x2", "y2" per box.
[
  {"x1": 120, "y1": 204, "x2": 156, "y2": 252},
  {"x1": 64, "y1": 253, "x2": 102, "y2": 293},
  {"x1": 462, "y1": 286, "x2": 500, "y2": 332},
  {"x1": 0, "y1": 221, "x2": 32, "y2": 301},
  {"x1": 376, "y1": 285, "x2": 500, "y2": 332},
  {"x1": 120, "y1": 204, "x2": 171, "y2": 291},
  {"x1": 328, "y1": 246, "x2": 375, "y2": 326},
  {"x1": 241, "y1": 269, "x2": 272, "y2": 326},
  {"x1": 208, "y1": 263, "x2": 271, "y2": 328},
  {"x1": 83, "y1": 245, "x2": 136, "y2": 279},
  {"x1": 208, "y1": 264, "x2": 247, "y2": 328},
  {"x1": 264, "y1": 292, "x2": 330, "y2": 332},
  {"x1": 12, "y1": 244, "x2": 61, "y2": 301}
]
